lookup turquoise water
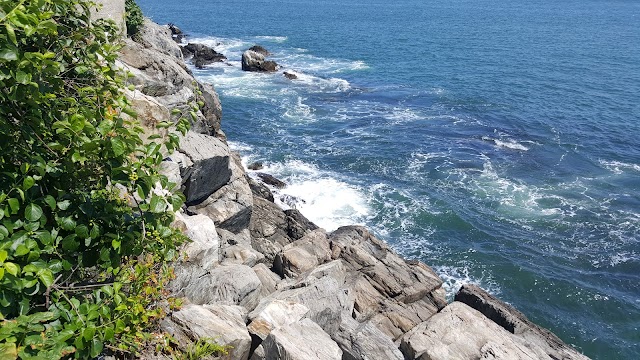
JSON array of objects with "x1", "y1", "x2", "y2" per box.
[{"x1": 137, "y1": 0, "x2": 640, "y2": 358}]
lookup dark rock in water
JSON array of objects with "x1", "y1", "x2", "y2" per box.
[
  {"x1": 168, "y1": 23, "x2": 184, "y2": 43},
  {"x1": 181, "y1": 43, "x2": 226, "y2": 67},
  {"x1": 283, "y1": 71, "x2": 298, "y2": 80},
  {"x1": 279, "y1": 194, "x2": 305, "y2": 209},
  {"x1": 248, "y1": 176, "x2": 274, "y2": 202},
  {"x1": 248, "y1": 161, "x2": 264, "y2": 170},
  {"x1": 256, "y1": 173, "x2": 286, "y2": 189},
  {"x1": 455, "y1": 284, "x2": 589, "y2": 360},
  {"x1": 249, "y1": 45, "x2": 270, "y2": 56},
  {"x1": 242, "y1": 49, "x2": 278, "y2": 73}
]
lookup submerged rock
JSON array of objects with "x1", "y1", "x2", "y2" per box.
[
  {"x1": 249, "y1": 45, "x2": 271, "y2": 56},
  {"x1": 256, "y1": 172, "x2": 287, "y2": 189},
  {"x1": 283, "y1": 71, "x2": 298, "y2": 80}
]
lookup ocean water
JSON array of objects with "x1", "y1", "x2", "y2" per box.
[{"x1": 137, "y1": 0, "x2": 640, "y2": 358}]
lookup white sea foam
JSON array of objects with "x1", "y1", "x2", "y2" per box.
[
  {"x1": 282, "y1": 96, "x2": 316, "y2": 122},
  {"x1": 434, "y1": 265, "x2": 501, "y2": 300},
  {"x1": 254, "y1": 35, "x2": 288, "y2": 43},
  {"x1": 482, "y1": 136, "x2": 530, "y2": 151},
  {"x1": 599, "y1": 160, "x2": 640, "y2": 175},
  {"x1": 249, "y1": 160, "x2": 370, "y2": 231}
]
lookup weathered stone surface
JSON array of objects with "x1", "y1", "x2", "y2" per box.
[
  {"x1": 178, "y1": 212, "x2": 220, "y2": 269},
  {"x1": 247, "y1": 161, "x2": 264, "y2": 170},
  {"x1": 137, "y1": 19, "x2": 183, "y2": 59},
  {"x1": 273, "y1": 230, "x2": 331, "y2": 278},
  {"x1": 242, "y1": 50, "x2": 278, "y2": 72},
  {"x1": 334, "y1": 317, "x2": 404, "y2": 360},
  {"x1": 222, "y1": 244, "x2": 265, "y2": 267},
  {"x1": 251, "y1": 275, "x2": 350, "y2": 334},
  {"x1": 247, "y1": 300, "x2": 310, "y2": 341},
  {"x1": 171, "y1": 264, "x2": 262, "y2": 311},
  {"x1": 248, "y1": 176, "x2": 274, "y2": 202},
  {"x1": 124, "y1": 88, "x2": 171, "y2": 143},
  {"x1": 250, "y1": 196, "x2": 294, "y2": 264},
  {"x1": 259, "y1": 319, "x2": 342, "y2": 360},
  {"x1": 252, "y1": 263, "x2": 282, "y2": 297},
  {"x1": 189, "y1": 154, "x2": 253, "y2": 233},
  {"x1": 399, "y1": 302, "x2": 552, "y2": 360},
  {"x1": 331, "y1": 226, "x2": 443, "y2": 304},
  {"x1": 284, "y1": 208, "x2": 318, "y2": 240},
  {"x1": 163, "y1": 304, "x2": 251, "y2": 360},
  {"x1": 177, "y1": 132, "x2": 231, "y2": 205},
  {"x1": 455, "y1": 284, "x2": 589, "y2": 360}
]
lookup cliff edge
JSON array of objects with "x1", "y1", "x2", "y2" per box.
[{"x1": 117, "y1": 18, "x2": 589, "y2": 360}]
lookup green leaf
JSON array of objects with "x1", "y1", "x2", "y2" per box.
[
  {"x1": 39, "y1": 269, "x2": 54, "y2": 287},
  {"x1": 0, "y1": 342, "x2": 17, "y2": 359},
  {"x1": 60, "y1": 217, "x2": 76, "y2": 231},
  {"x1": 57, "y1": 200, "x2": 71, "y2": 210},
  {"x1": 0, "y1": 250, "x2": 5, "y2": 263},
  {"x1": 5, "y1": 23, "x2": 16, "y2": 45},
  {"x1": 0, "y1": 49, "x2": 17, "y2": 61},
  {"x1": 25, "y1": 203, "x2": 43, "y2": 222},
  {"x1": 4, "y1": 262, "x2": 19, "y2": 276},
  {"x1": 44, "y1": 195, "x2": 56, "y2": 210},
  {"x1": 149, "y1": 195, "x2": 166, "y2": 213},
  {"x1": 15, "y1": 245, "x2": 29, "y2": 257},
  {"x1": 7, "y1": 198, "x2": 19, "y2": 214},
  {"x1": 90, "y1": 338, "x2": 103, "y2": 358},
  {"x1": 111, "y1": 138, "x2": 126, "y2": 156},
  {"x1": 15, "y1": 71, "x2": 31, "y2": 84},
  {"x1": 22, "y1": 176, "x2": 35, "y2": 190}
]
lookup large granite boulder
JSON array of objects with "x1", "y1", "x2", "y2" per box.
[
  {"x1": 329, "y1": 226, "x2": 447, "y2": 340},
  {"x1": 250, "y1": 275, "x2": 351, "y2": 335},
  {"x1": 171, "y1": 263, "x2": 262, "y2": 311},
  {"x1": 247, "y1": 299, "x2": 310, "y2": 342},
  {"x1": 189, "y1": 153, "x2": 254, "y2": 234},
  {"x1": 273, "y1": 229, "x2": 332, "y2": 278},
  {"x1": 455, "y1": 284, "x2": 589, "y2": 360},
  {"x1": 334, "y1": 317, "x2": 404, "y2": 360},
  {"x1": 399, "y1": 301, "x2": 553, "y2": 360},
  {"x1": 162, "y1": 304, "x2": 251, "y2": 360},
  {"x1": 252, "y1": 319, "x2": 342, "y2": 360},
  {"x1": 250, "y1": 196, "x2": 295, "y2": 264},
  {"x1": 176, "y1": 212, "x2": 220, "y2": 269},
  {"x1": 242, "y1": 50, "x2": 278, "y2": 72},
  {"x1": 176, "y1": 131, "x2": 231, "y2": 205},
  {"x1": 137, "y1": 19, "x2": 183, "y2": 59}
]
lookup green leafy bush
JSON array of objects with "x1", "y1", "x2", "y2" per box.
[
  {"x1": 125, "y1": 0, "x2": 144, "y2": 37},
  {"x1": 0, "y1": 0, "x2": 189, "y2": 358}
]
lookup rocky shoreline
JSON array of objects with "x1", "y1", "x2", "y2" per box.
[{"x1": 117, "y1": 17, "x2": 589, "y2": 360}]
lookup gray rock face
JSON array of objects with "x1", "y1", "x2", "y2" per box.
[
  {"x1": 171, "y1": 263, "x2": 262, "y2": 311},
  {"x1": 92, "y1": 0, "x2": 125, "y2": 35},
  {"x1": 334, "y1": 317, "x2": 404, "y2": 360},
  {"x1": 455, "y1": 284, "x2": 589, "y2": 360},
  {"x1": 222, "y1": 244, "x2": 265, "y2": 267},
  {"x1": 273, "y1": 230, "x2": 331, "y2": 278},
  {"x1": 251, "y1": 275, "x2": 351, "y2": 335},
  {"x1": 284, "y1": 208, "x2": 318, "y2": 240},
  {"x1": 163, "y1": 304, "x2": 251, "y2": 360},
  {"x1": 178, "y1": 212, "x2": 220, "y2": 269},
  {"x1": 400, "y1": 302, "x2": 553, "y2": 360},
  {"x1": 248, "y1": 176, "x2": 274, "y2": 202},
  {"x1": 137, "y1": 19, "x2": 184, "y2": 59},
  {"x1": 257, "y1": 319, "x2": 342, "y2": 360},
  {"x1": 177, "y1": 132, "x2": 231, "y2": 205},
  {"x1": 247, "y1": 300, "x2": 310, "y2": 341},
  {"x1": 189, "y1": 154, "x2": 253, "y2": 233},
  {"x1": 329, "y1": 226, "x2": 446, "y2": 340},
  {"x1": 242, "y1": 50, "x2": 278, "y2": 72},
  {"x1": 250, "y1": 196, "x2": 295, "y2": 264},
  {"x1": 252, "y1": 263, "x2": 282, "y2": 297}
]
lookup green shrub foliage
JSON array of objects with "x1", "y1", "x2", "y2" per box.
[
  {"x1": 125, "y1": 0, "x2": 144, "y2": 37},
  {"x1": 0, "y1": 0, "x2": 188, "y2": 358}
]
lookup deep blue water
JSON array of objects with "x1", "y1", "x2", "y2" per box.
[{"x1": 137, "y1": 0, "x2": 640, "y2": 358}]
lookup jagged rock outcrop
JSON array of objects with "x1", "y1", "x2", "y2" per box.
[
  {"x1": 120, "y1": 17, "x2": 590, "y2": 360},
  {"x1": 455, "y1": 284, "x2": 589, "y2": 360},
  {"x1": 181, "y1": 43, "x2": 227, "y2": 69},
  {"x1": 242, "y1": 49, "x2": 278, "y2": 72}
]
